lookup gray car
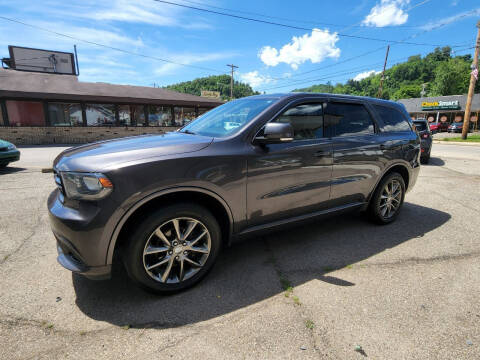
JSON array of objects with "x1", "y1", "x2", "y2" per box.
[{"x1": 48, "y1": 93, "x2": 421, "y2": 293}]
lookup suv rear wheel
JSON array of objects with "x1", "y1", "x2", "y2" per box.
[
  {"x1": 368, "y1": 172, "x2": 405, "y2": 224},
  {"x1": 124, "y1": 203, "x2": 222, "y2": 294}
]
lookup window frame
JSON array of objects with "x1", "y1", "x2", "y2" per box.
[
  {"x1": 325, "y1": 100, "x2": 379, "y2": 138},
  {"x1": 370, "y1": 103, "x2": 413, "y2": 133},
  {"x1": 253, "y1": 98, "x2": 329, "y2": 144}
]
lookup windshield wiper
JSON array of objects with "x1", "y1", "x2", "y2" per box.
[{"x1": 180, "y1": 129, "x2": 196, "y2": 135}]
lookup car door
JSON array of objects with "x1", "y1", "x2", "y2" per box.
[
  {"x1": 325, "y1": 101, "x2": 383, "y2": 207},
  {"x1": 247, "y1": 101, "x2": 333, "y2": 227}
]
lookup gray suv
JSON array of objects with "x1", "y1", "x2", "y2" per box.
[{"x1": 48, "y1": 93, "x2": 421, "y2": 293}]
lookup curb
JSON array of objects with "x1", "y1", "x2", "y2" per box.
[{"x1": 433, "y1": 140, "x2": 480, "y2": 146}]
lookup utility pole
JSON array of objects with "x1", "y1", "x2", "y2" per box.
[
  {"x1": 462, "y1": 21, "x2": 480, "y2": 140},
  {"x1": 377, "y1": 45, "x2": 390, "y2": 99},
  {"x1": 227, "y1": 64, "x2": 238, "y2": 100}
]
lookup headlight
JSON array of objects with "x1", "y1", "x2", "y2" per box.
[
  {"x1": 7, "y1": 143, "x2": 16, "y2": 150},
  {"x1": 60, "y1": 172, "x2": 113, "y2": 200}
]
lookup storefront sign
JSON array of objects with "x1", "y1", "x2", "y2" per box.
[
  {"x1": 201, "y1": 90, "x2": 221, "y2": 99},
  {"x1": 421, "y1": 100, "x2": 460, "y2": 110}
]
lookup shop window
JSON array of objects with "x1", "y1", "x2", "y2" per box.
[
  {"x1": 0, "y1": 104, "x2": 4, "y2": 125},
  {"x1": 198, "y1": 107, "x2": 211, "y2": 116},
  {"x1": 48, "y1": 103, "x2": 83, "y2": 126},
  {"x1": 6, "y1": 100, "x2": 45, "y2": 126},
  {"x1": 174, "y1": 107, "x2": 196, "y2": 126},
  {"x1": 148, "y1": 105, "x2": 173, "y2": 126},
  {"x1": 131, "y1": 105, "x2": 146, "y2": 126},
  {"x1": 118, "y1": 105, "x2": 131, "y2": 126},
  {"x1": 85, "y1": 104, "x2": 115, "y2": 126}
]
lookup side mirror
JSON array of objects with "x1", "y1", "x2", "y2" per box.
[{"x1": 254, "y1": 122, "x2": 294, "y2": 144}]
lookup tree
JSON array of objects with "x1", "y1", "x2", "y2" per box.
[
  {"x1": 429, "y1": 58, "x2": 470, "y2": 96},
  {"x1": 165, "y1": 75, "x2": 259, "y2": 100}
]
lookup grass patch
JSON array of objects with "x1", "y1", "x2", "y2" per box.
[
  {"x1": 440, "y1": 134, "x2": 480, "y2": 142},
  {"x1": 292, "y1": 295, "x2": 301, "y2": 306},
  {"x1": 305, "y1": 319, "x2": 315, "y2": 330}
]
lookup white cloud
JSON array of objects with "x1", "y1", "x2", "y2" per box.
[
  {"x1": 239, "y1": 71, "x2": 274, "y2": 89},
  {"x1": 362, "y1": 0, "x2": 410, "y2": 27},
  {"x1": 258, "y1": 29, "x2": 340, "y2": 70},
  {"x1": 353, "y1": 70, "x2": 380, "y2": 81},
  {"x1": 421, "y1": 8, "x2": 480, "y2": 31}
]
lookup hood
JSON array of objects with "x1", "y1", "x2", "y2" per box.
[
  {"x1": 0, "y1": 139, "x2": 13, "y2": 148},
  {"x1": 54, "y1": 132, "x2": 213, "y2": 172}
]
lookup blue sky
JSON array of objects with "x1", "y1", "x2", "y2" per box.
[{"x1": 1, "y1": 0, "x2": 479, "y2": 93}]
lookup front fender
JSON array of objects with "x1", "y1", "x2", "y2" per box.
[{"x1": 104, "y1": 185, "x2": 234, "y2": 265}]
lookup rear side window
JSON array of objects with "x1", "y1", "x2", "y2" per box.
[
  {"x1": 324, "y1": 102, "x2": 374, "y2": 137},
  {"x1": 374, "y1": 105, "x2": 411, "y2": 132},
  {"x1": 273, "y1": 103, "x2": 324, "y2": 140}
]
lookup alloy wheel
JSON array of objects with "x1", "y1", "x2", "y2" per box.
[
  {"x1": 143, "y1": 217, "x2": 211, "y2": 283},
  {"x1": 379, "y1": 179, "x2": 402, "y2": 219}
]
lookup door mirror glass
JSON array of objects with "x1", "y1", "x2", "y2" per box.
[{"x1": 254, "y1": 122, "x2": 294, "y2": 144}]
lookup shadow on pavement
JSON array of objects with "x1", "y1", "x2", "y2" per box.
[
  {"x1": 0, "y1": 166, "x2": 27, "y2": 174},
  {"x1": 73, "y1": 202, "x2": 450, "y2": 328},
  {"x1": 426, "y1": 157, "x2": 445, "y2": 166}
]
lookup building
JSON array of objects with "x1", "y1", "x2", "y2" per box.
[
  {"x1": 0, "y1": 68, "x2": 223, "y2": 144},
  {"x1": 398, "y1": 94, "x2": 479, "y2": 130}
]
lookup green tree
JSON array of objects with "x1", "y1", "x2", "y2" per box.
[
  {"x1": 429, "y1": 58, "x2": 470, "y2": 96},
  {"x1": 165, "y1": 75, "x2": 259, "y2": 100}
]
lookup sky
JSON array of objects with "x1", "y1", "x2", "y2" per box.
[{"x1": 0, "y1": 0, "x2": 479, "y2": 93}]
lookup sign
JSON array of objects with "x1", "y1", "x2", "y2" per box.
[
  {"x1": 421, "y1": 100, "x2": 460, "y2": 110},
  {"x1": 8, "y1": 45, "x2": 76, "y2": 75},
  {"x1": 201, "y1": 90, "x2": 221, "y2": 99}
]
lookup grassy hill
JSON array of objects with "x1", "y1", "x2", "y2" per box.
[
  {"x1": 165, "y1": 74, "x2": 259, "y2": 100},
  {"x1": 293, "y1": 47, "x2": 479, "y2": 100}
]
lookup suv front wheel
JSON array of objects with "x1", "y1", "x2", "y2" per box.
[
  {"x1": 124, "y1": 203, "x2": 222, "y2": 294},
  {"x1": 368, "y1": 172, "x2": 405, "y2": 224}
]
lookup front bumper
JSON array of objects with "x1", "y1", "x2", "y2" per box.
[
  {"x1": 0, "y1": 149, "x2": 20, "y2": 164},
  {"x1": 48, "y1": 189, "x2": 115, "y2": 280}
]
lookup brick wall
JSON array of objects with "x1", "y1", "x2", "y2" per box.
[{"x1": 0, "y1": 126, "x2": 180, "y2": 145}]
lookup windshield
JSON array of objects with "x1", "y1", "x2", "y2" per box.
[
  {"x1": 180, "y1": 98, "x2": 276, "y2": 137},
  {"x1": 413, "y1": 121, "x2": 427, "y2": 131}
]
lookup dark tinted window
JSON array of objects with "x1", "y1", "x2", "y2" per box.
[
  {"x1": 413, "y1": 121, "x2": 427, "y2": 131},
  {"x1": 374, "y1": 105, "x2": 411, "y2": 132},
  {"x1": 324, "y1": 102, "x2": 374, "y2": 137},
  {"x1": 274, "y1": 103, "x2": 323, "y2": 140}
]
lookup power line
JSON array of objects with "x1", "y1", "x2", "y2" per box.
[
  {"x1": 177, "y1": 0, "x2": 423, "y2": 29},
  {"x1": 154, "y1": 0, "x2": 459, "y2": 47},
  {"x1": 0, "y1": 15, "x2": 226, "y2": 74},
  {"x1": 258, "y1": 45, "x2": 476, "y2": 92}
]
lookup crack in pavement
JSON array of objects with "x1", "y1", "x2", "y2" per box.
[
  {"x1": 262, "y1": 236, "x2": 322, "y2": 357},
  {"x1": 284, "y1": 250, "x2": 480, "y2": 276}
]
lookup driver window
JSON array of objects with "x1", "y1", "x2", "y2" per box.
[{"x1": 272, "y1": 103, "x2": 324, "y2": 140}]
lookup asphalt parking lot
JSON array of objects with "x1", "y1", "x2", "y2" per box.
[{"x1": 0, "y1": 144, "x2": 479, "y2": 359}]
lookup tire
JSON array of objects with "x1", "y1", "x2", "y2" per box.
[
  {"x1": 124, "y1": 203, "x2": 222, "y2": 294},
  {"x1": 420, "y1": 153, "x2": 430, "y2": 164},
  {"x1": 0, "y1": 163, "x2": 8, "y2": 169},
  {"x1": 368, "y1": 172, "x2": 406, "y2": 225}
]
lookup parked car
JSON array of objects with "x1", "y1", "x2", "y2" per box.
[
  {"x1": 448, "y1": 122, "x2": 472, "y2": 133},
  {"x1": 429, "y1": 122, "x2": 449, "y2": 133},
  {"x1": 0, "y1": 140, "x2": 20, "y2": 168},
  {"x1": 48, "y1": 93, "x2": 421, "y2": 293},
  {"x1": 413, "y1": 119, "x2": 432, "y2": 164}
]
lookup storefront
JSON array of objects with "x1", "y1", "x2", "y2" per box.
[
  {"x1": 398, "y1": 94, "x2": 480, "y2": 130},
  {"x1": 0, "y1": 69, "x2": 222, "y2": 144}
]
